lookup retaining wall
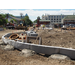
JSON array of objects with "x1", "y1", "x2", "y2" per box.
[{"x1": 2, "y1": 33, "x2": 75, "y2": 59}]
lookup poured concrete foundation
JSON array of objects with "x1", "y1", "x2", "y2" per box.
[{"x1": 2, "y1": 32, "x2": 75, "y2": 59}]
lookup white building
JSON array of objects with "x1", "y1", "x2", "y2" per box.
[{"x1": 42, "y1": 14, "x2": 67, "y2": 24}]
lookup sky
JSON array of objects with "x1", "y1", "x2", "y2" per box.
[{"x1": 0, "y1": 9, "x2": 75, "y2": 21}]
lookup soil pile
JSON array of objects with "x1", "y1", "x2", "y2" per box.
[{"x1": 30, "y1": 29, "x2": 75, "y2": 49}]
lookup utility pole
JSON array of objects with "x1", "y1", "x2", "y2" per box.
[
  {"x1": 20, "y1": 13, "x2": 23, "y2": 24},
  {"x1": 20, "y1": 13, "x2": 23, "y2": 19}
]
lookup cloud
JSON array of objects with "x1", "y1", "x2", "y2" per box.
[{"x1": 0, "y1": 9, "x2": 75, "y2": 21}]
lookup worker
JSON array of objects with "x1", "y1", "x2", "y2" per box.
[
  {"x1": 43, "y1": 25, "x2": 45, "y2": 30},
  {"x1": 33, "y1": 25, "x2": 36, "y2": 29}
]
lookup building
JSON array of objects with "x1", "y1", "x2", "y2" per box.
[
  {"x1": 6, "y1": 13, "x2": 28, "y2": 24},
  {"x1": 42, "y1": 14, "x2": 67, "y2": 25},
  {"x1": 37, "y1": 16, "x2": 50, "y2": 27},
  {"x1": 39, "y1": 20, "x2": 50, "y2": 25},
  {"x1": 62, "y1": 15, "x2": 75, "y2": 24}
]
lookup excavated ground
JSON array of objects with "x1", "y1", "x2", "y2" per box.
[{"x1": 30, "y1": 28, "x2": 75, "y2": 49}]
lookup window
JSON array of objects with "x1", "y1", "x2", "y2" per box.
[
  {"x1": 62, "y1": 15, "x2": 64, "y2": 18},
  {"x1": 54, "y1": 21, "x2": 55, "y2": 22},
  {"x1": 51, "y1": 21, "x2": 53, "y2": 22},
  {"x1": 54, "y1": 16, "x2": 56, "y2": 19},
  {"x1": 48, "y1": 16, "x2": 50, "y2": 19},
  {"x1": 54, "y1": 19, "x2": 56, "y2": 20},
  {"x1": 51, "y1": 16, "x2": 53, "y2": 19},
  {"x1": 57, "y1": 16, "x2": 58, "y2": 19},
  {"x1": 59, "y1": 20, "x2": 61, "y2": 22},
  {"x1": 51, "y1": 19, "x2": 53, "y2": 20},
  {"x1": 59, "y1": 16, "x2": 61, "y2": 19}
]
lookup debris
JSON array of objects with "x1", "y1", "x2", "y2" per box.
[{"x1": 39, "y1": 37, "x2": 42, "y2": 45}]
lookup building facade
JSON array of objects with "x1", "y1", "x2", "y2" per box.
[
  {"x1": 37, "y1": 16, "x2": 50, "y2": 27},
  {"x1": 42, "y1": 14, "x2": 67, "y2": 24},
  {"x1": 62, "y1": 15, "x2": 75, "y2": 24}
]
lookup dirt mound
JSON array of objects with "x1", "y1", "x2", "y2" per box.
[{"x1": 30, "y1": 29, "x2": 75, "y2": 49}]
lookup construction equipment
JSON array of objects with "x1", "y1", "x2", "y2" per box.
[
  {"x1": 15, "y1": 23, "x2": 29, "y2": 30},
  {"x1": 6, "y1": 22, "x2": 15, "y2": 29}
]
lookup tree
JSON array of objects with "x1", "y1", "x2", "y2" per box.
[
  {"x1": 33, "y1": 19, "x2": 37, "y2": 23},
  {"x1": 33, "y1": 16, "x2": 41, "y2": 23},
  {"x1": 0, "y1": 14, "x2": 8, "y2": 25},
  {"x1": 23, "y1": 15, "x2": 32, "y2": 26}
]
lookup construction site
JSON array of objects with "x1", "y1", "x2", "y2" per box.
[
  {"x1": 1, "y1": 12, "x2": 75, "y2": 65},
  {"x1": 1, "y1": 25, "x2": 75, "y2": 65}
]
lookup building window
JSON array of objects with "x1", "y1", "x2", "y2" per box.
[
  {"x1": 54, "y1": 19, "x2": 56, "y2": 20},
  {"x1": 62, "y1": 15, "x2": 64, "y2": 18},
  {"x1": 51, "y1": 16, "x2": 53, "y2": 19},
  {"x1": 54, "y1": 16, "x2": 56, "y2": 19},
  {"x1": 57, "y1": 16, "x2": 58, "y2": 19},
  {"x1": 48, "y1": 16, "x2": 50, "y2": 19},
  {"x1": 59, "y1": 19, "x2": 61, "y2": 20},
  {"x1": 59, "y1": 20, "x2": 61, "y2": 22},
  {"x1": 59, "y1": 16, "x2": 61, "y2": 19},
  {"x1": 51, "y1": 21, "x2": 53, "y2": 22},
  {"x1": 54, "y1": 21, "x2": 55, "y2": 22}
]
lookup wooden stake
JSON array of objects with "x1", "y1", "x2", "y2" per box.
[{"x1": 39, "y1": 37, "x2": 42, "y2": 45}]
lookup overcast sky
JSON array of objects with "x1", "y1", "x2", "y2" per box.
[{"x1": 0, "y1": 9, "x2": 75, "y2": 21}]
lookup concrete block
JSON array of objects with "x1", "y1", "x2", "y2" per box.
[
  {"x1": 4, "y1": 45, "x2": 14, "y2": 50},
  {"x1": 59, "y1": 48, "x2": 75, "y2": 59},
  {"x1": 19, "y1": 49, "x2": 35, "y2": 57},
  {"x1": 49, "y1": 54, "x2": 70, "y2": 60},
  {"x1": 30, "y1": 44, "x2": 61, "y2": 55},
  {"x1": 14, "y1": 42, "x2": 30, "y2": 49}
]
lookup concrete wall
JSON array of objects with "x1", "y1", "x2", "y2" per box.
[{"x1": 2, "y1": 33, "x2": 75, "y2": 59}]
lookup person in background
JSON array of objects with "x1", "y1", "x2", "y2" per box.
[
  {"x1": 33, "y1": 25, "x2": 36, "y2": 29},
  {"x1": 43, "y1": 25, "x2": 45, "y2": 30}
]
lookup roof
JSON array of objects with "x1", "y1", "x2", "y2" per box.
[
  {"x1": 15, "y1": 16, "x2": 25, "y2": 19},
  {"x1": 63, "y1": 15, "x2": 75, "y2": 20},
  {"x1": 25, "y1": 13, "x2": 28, "y2": 16},
  {"x1": 39, "y1": 20, "x2": 50, "y2": 22},
  {"x1": 10, "y1": 16, "x2": 21, "y2": 20}
]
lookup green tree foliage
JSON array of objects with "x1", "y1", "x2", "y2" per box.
[
  {"x1": 33, "y1": 16, "x2": 41, "y2": 23},
  {"x1": 0, "y1": 14, "x2": 8, "y2": 25},
  {"x1": 33, "y1": 19, "x2": 37, "y2": 23},
  {"x1": 23, "y1": 15, "x2": 32, "y2": 26},
  {"x1": 10, "y1": 19, "x2": 17, "y2": 23}
]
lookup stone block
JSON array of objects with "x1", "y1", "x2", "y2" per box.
[
  {"x1": 49, "y1": 54, "x2": 70, "y2": 60},
  {"x1": 19, "y1": 49, "x2": 35, "y2": 57},
  {"x1": 4, "y1": 45, "x2": 14, "y2": 50}
]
